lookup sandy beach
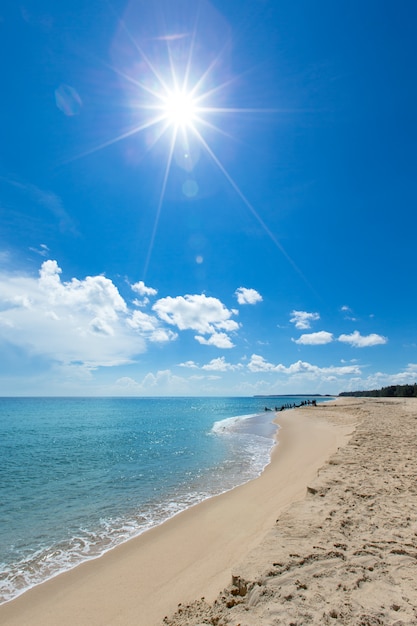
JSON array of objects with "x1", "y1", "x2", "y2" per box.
[
  {"x1": 2, "y1": 397, "x2": 415, "y2": 625},
  {"x1": 166, "y1": 397, "x2": 417, "y2": 625}
]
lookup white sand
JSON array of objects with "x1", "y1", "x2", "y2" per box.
[
  {"x1": 165, "y1": 397, "x2": 417, "y2": 625},
  {"x1": 0, "y1": 400, "x2": 356, "y2": 626}
]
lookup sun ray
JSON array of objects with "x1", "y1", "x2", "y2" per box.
[
  {"x1": 143, "y1": 125, "x2": 178, "y2": 277},
  {"x1": 63, "y1": 115, "x2": 169, "y2": 164},
  {"x1": 190, "y1": 56, "x2": 267, "y2": 106},
  {"x1": 118, "y1": 32, "x2": 308, "y2": 282},
  {"x1": 191, "y1": 114, "x2": 237, "y2": 143},
  {"x1": 115, "y1": 16, "x2": 176, "y2": 101},
  {"x1": 191, "y1": 125, "x2": 315, "y2": 290},
  {"x1": 196, "y1": 106, "x2": 289, "y2": 114},
  {"x1": 185, "y1": 19, "x2": 241, "y2": 102},
  {"x1": 62, "y1": 6, "x2": 312, "y2": 288},
  {"x1": 182, "y1": 10, "x2": 199, "y2": 93}
]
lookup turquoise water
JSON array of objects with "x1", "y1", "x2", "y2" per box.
[{"x1": 0, "y1": 396, "x2": 326, "y2": 603}]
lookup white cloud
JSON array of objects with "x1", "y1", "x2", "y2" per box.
[
  {"x1": 338, "y1": 330, "x2": 387, "y2": 348},
  {"x1": 341, "y1": 364, "x2": 417, "y2": 391},
  {"x1": 235, "y1": 287, "x2": 263, "y2": 305},
  {"x1": 202, "y1": 357, "x2": 242, "y2": 371},
  {"x1": 247, "y1": 354, "x2": 361, "y2": 377},
  {"x1": 128, "y1": 310, "x2": 159, "y2": 332},
  {"x1": 195, "y1": 332, "x2": 235, "y2": 348},
  {"x1": 178, "y1": 360, "x2": 199, "y2": 368},
  {"x1": 115, "y1": 369, "x2": 188, "y2": 394},
  {"x1": 340, "y1": 305, "x2": 356, "y2": 321},
  {"x1": 247, "y1": 354, "x2": 277, "y2": 372},
  {"x1": 29, "y1": 243, "x2": 50, "y2": 257},
  {"x1": 132, "y1": 298, "x2": 149, "y2": 308},
  {"x1": 0, "y1": 261, "x2": 148, "y2": 368},
  {"x1": 131, "y1": 280, "x2": 158, "y2": 297},
  {"x1": 0, "y1": 262, "x2": 246, "y2": 378},
  {"x1": 39, "y1": 260, "x2": 127, "y2": 319},
  {"x1": 283, "y1": 361, "x2": 361, "y2": 376},
  {"x1": 293, "y1": 331, "x2": 334, "y2": 345},
  {"x1": 153, "y1": 294, "x2": 239, "y2": 346},
  {"x1": 290, "y1": 310, "x2": 320, "y2": 329},
  {"x1": 89, "y1": 317, "x2": 114, "y2": 336},
  {"x1": 139, "y1": 369, "x2": 189, "y2": 392},
  {"x1": 150, "y1": 328, "x2": 178, "y2": 343},
  {"x1": 127, "y1": 310, "x2": 177, "y2": 343}
]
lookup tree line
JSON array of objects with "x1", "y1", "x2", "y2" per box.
[{"x1": 339, "y1": 383, "x2": 417, "y2": 398}]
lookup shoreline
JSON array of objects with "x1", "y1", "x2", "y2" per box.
[
  {"x1": 0, "y1": 399, "x2": 355, "y2": 626},
  {"x1": 0, "y1": 408, "x2": 276, "y2": 608}
]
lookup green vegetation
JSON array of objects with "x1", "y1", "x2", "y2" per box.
[{"x1": 339, "y1": 384, "x2": 417, "y2": 398}]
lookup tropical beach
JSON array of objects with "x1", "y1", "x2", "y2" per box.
[
  {"x1": 4, "y1": 396, "x2": 414, "y2": 625},
  {"x1": 1, "y1": 1, "x2": 416, "y2": 623}
]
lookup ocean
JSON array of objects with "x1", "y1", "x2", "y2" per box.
[{"x1": 0, "y1": 395, "x2": 328, "y2": 604}]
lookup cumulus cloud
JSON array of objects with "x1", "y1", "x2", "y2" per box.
[
  {"x1": 153, "y1": 294, "x2": 239, "y2": 346},
  {"x1": 130, "y1": 281, "x2": 158, "y2": 308},
  {"x1": 195, "y1": 332, "x2": 235, "y2": 348},
  {"x1": 150, "y1": 328, "x2": 178, "y2": 343},
  {"x1": 0, "y1": 261, "x2": 172, "y2": 369},
  {"x1": 131, "y1": 280, "x2": 158, "y2": 297},
  {"x1": 201, "y1": 357, "x2": 242, "y2": 371},
  {"x1": 115, "y1": 369, "x2": 188, "y2": 394},
  {"x1": 247, "y1": 354, "x2": 277, "y2": 372},
  {"x1": 247, "y1": 354, "x2": 361, "y2": 377},
  {"x1": 179, "y1": 356, "x2": 245, "y2": 374},
  {"x1": 235, "y1": 287, "x2": 263, "y2": 305},
  {"x1": 290, "y1": 310, "x2": 320, "y2": 329},
  {"x1": 293, "y1": 331, "x2": 334, "y2": 345},
  {"x1": 338, "y1": 330, "x2": 387, "y2": 348},
  {"x1": 0, "y1": 262, "x2": 248, "y2": 379},
  {"x1": 127, "y1": 310, "x2": 177, "y2": 343},
  {"x1": 341, "y1": 364, "x2": 417, "y2": 392},
  {"x1": 89, "y1": 317, "x2": 114, "y2": 336},
  {"x1": 128, "y1": 310, "x2": 158, "y2": 332},
  {"x1": 140, "y1": 369, "x2": 189, "y2": 392},
  {"x1": 39, "y1": 260, "x2": 127, "y2": 319}
]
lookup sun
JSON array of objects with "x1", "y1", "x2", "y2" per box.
[
  {"x1": 81, "y1": 12, "x2": 298, "y2": 281},
  {"x1": 161, "y1": 89, "x2": 198, "y2": 128}
]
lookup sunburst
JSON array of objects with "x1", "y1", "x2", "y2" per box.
[
  {"x1": 74, "y1": 6, "x2": 309, "y2": 286},
  {"x1": 129, "y1": 56, "x2": 308, "y2": 283},
  {"x1": 161, "y1": 89, "x2": 198, "y2": 128}
]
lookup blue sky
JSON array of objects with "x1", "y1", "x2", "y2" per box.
[{"x1": 1, "y1": 0, "x2": 416, "y2": 396}]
